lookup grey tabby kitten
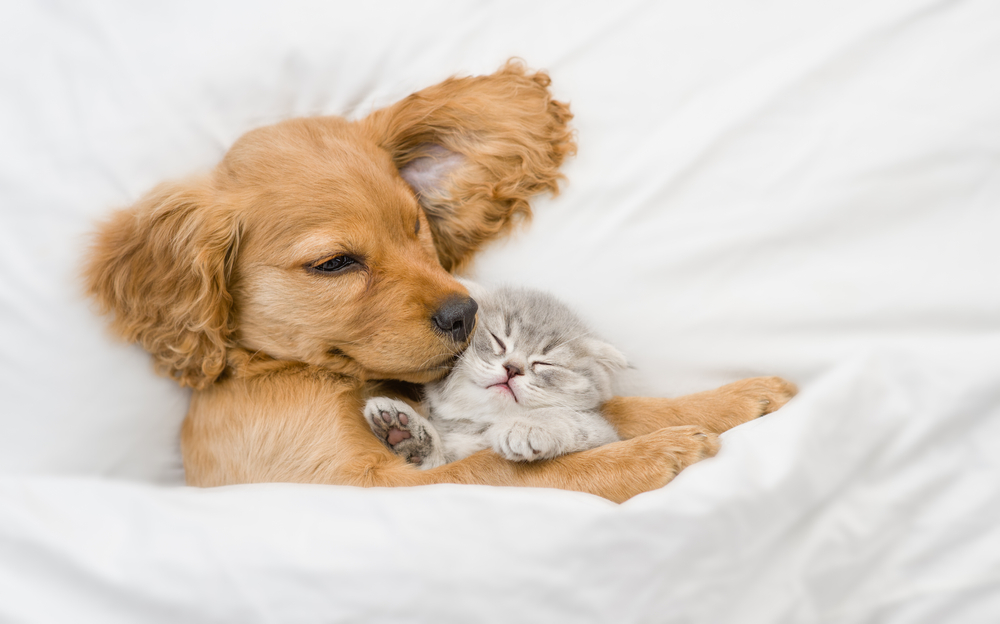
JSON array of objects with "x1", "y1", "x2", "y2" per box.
[{"x1": 364, "y1": 282, "x2": 626, "y2": 468}]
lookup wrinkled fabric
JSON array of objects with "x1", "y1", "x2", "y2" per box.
[{"x1": 1, "y1": 1, "x2": 999, "y2": 622}]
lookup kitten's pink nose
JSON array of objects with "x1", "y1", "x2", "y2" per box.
[{"x1": 504, "y1": 362, "x2": 523, "y2": 378}]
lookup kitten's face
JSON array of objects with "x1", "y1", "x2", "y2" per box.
[{"x1": 432, "y1": 286, "x2": 627, "y2": 413}]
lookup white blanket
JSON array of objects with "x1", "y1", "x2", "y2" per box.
[{"x1": 2, "y1": 1, "x2": 999, "y2": 621}]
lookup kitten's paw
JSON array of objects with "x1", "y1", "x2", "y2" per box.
[
  {"x1": 495, "y1": 420, "x2": 561, "y2": 462},
  {"x1": 363, "y1": 398, "x2": 436, "y2": 466}
]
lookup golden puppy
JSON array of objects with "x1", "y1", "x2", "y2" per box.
[{"x1": 85, "y1": 61, "x2": 795, "y2": 503}]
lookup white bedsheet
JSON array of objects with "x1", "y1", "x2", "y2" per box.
[{"x1": 2, "y1": 1, "x2": 999, "y2": 622}]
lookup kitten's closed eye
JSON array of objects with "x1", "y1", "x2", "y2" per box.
[
  {"x1": 489, "y1": 331, "x2": 507, "y2": 354},
  {"x1": 531, "y1": 361, "x2": 555, "y2": 372}
]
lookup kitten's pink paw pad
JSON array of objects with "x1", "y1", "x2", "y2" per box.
[
  {"x1": 386, "y1": 428, "x2": 411, "y2": 446},
  {"x1": 363, "y1": 397, "x2": 436, "y2": 466}
]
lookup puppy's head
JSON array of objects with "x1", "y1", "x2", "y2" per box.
[
  {"x1": 85, "y1": 61, "x2": 574, "y2": 389},
  {"x1": 222, "y1": 118, "x2": 476, "y2": 383}
]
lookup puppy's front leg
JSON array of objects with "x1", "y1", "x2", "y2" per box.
[
  {"x1": 602, "y1": 376, "x2": 798, "y2": 439},
  {"x1": 402, "y1": 425, "x2": 720, "y2": 503}
]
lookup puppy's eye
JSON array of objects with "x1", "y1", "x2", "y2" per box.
[
  {"x1": 489, "y1": 332, "x2": 507, "y2": 353},
  {"x1": 310, "y1": 255, "x2": 357, "y2": 273}
]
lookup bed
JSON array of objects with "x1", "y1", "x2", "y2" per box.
[{"x1": 2, "y1": 1, "x2": 999, "y2": 621}]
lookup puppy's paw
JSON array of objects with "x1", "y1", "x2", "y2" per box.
[
  {"x1": 749, "y1": 376, "x2": 798, "y2": 415},
  {"x1": 660, "y1": 425, "x2": 721, "y2": 473},
  {"x1": 725, "y1": 376, "x2": 798, "y2": 421},
  {"x1": 363, "y1": 397, "x2": 437, "y2": 466},
  {"x1": 648, "y1": 425, "x2": 719, "y2": 481},
  {"x1": 495, "y1": 420, "x2": 561, "y2": 462}
]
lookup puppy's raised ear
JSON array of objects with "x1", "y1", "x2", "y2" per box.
[
  {"x1": 84, "y1": 178, "x2": 240, "y2": 389},
  {"x1": 362, "y1": 60, "x2": 575, "y2": 272}
]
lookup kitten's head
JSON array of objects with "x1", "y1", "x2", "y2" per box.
[{"x1": 429, "y1": 282, "x2": 628, "y2": 414}]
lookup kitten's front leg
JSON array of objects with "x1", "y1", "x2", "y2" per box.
[
  {"x1": 490, "y1": 409, "x2": 618, "y2": 462},
  {"x1": 493, "y1": 418, "x2": 561, "y2": 461},
  {"x1": 364, "y1": 397, "x2": 446, "y2": 469}
]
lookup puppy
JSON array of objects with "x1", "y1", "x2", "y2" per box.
[{"x1": 85, "y1": 61, "x2": 795, "y2": 503}]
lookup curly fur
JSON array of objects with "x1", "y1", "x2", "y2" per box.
[
  {"x1": 86, "y1": 179, "x2": 241, "y2": 388},
  {"x1": 365, "y1": 60, "x2": 576, "y2": 271}
]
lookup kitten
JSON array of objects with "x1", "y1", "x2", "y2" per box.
[{"x1": 364, "y1": 282, "x2": 626, "y2": 469}]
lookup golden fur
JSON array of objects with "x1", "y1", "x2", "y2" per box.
[{"x1": 85, "y1": 61, "x2": 796, "y2": 503}]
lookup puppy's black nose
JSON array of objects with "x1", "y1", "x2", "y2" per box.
[{"x1": 432, "y1": 295, "x2": 478, "y2": 343}]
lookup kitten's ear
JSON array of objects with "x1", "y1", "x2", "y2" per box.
[{"x1": 585, "y1": 338, "x2": 629, "y2": 372}]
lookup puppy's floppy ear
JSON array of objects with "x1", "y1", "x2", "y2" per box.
[
  {"x1": 363, "y1": 59, "x2": 575, "y2": 272},
  {"x1": 84, "y1": 178, "x2": 240, "y2": 389}
]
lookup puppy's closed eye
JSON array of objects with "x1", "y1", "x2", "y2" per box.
[{"x1": 309, "y1": 255, "x2": 361, "y2": 274}]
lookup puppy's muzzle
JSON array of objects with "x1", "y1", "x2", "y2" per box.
[{"x1": 432, "y1": 295, "x2": 478, "y2": 344}]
